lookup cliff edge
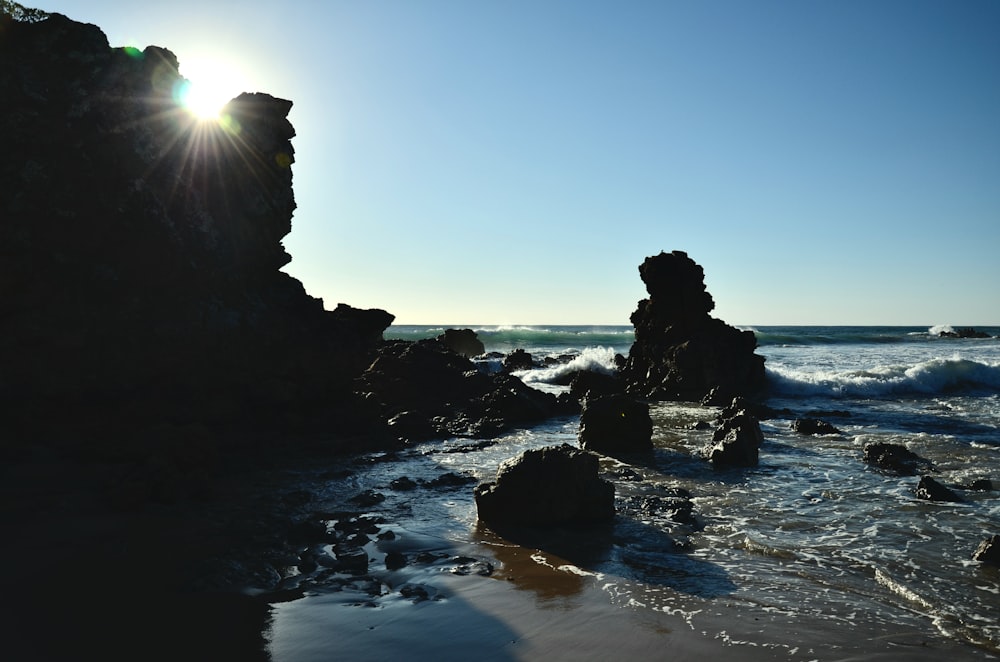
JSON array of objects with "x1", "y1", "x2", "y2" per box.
[{"x1": 0, "y1": 10, "x2": 392, "y2": 458}]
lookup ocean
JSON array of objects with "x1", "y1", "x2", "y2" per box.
[{"x1": 267, "y1": 325, "x2": 1000, "y2": 660}]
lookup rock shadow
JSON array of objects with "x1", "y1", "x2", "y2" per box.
[{"x1": 476, "y1": 513, "x2": 737, "y2": 602}]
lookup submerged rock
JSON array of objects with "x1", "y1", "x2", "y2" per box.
[
  {"x1": 915, "y1": 476, "x2": 964, "y2": 503},
  {"x1": 474, "y1": 444, "x2": 615, "y2": 527},
  {"x1": 791, "y1": 418, "x2": 842, "y2": 436},
  {"x1": 620, "y1": 251, "x2": 765, "y2": 402},
  {"x1": 862, "y1": 443, "x2": 934, "y2": 475},
  {"x1": 578, "y1": 394, "x2": 653, "y2": 456}
]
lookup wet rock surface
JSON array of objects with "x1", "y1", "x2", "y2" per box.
[
  {"x1": 862, "y1": 442, "x2": 934, "y2": 475},
  {"x1": 475, "y1": 444, "x2": 615, "y2": 527},
  {"x1": 972, "y1": 535, "x2": 1000, "y2": 566},
  {"x1": 791, "y1": 418, "x2": 842, "y2": 436},
  {"x1": 703, "y1": 400, "x2": 764, "y2": 467},
  {"x1": 915, "y1": 476, "x2": 964, "y2": 503}
]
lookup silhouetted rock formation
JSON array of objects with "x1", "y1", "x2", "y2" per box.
[
  {"x1": 1, "y1": 11, "x2": 399, "y2": 454},
  {"x1": 620, "y1": 251, "x2": 765, "y2": 401},
  {"x1": 474, "y1": 444, "x2": 615, "y2": 527},
  {"x1": 436, "y1": 328, "x2": 485, "y2": 358}
]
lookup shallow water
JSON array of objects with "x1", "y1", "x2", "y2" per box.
[{"x1": 267, "y1": 326, "x2": 1000, "y2": 660}]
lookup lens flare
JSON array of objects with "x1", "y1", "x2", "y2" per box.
[{"x1": 176, "y1": 56, "x2": 248, "y2": 120}]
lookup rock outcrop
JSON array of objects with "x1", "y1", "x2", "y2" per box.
[
  {"x1": 620, "y1": 251, "x2": 765, "y2": 401},
  {"x1": 358, "y1": 339, "x2": 575, "y2": 441},
  {"x1": 704, "y1": 399, "x2": 764, "y2": 466},
  {"x1": 474, "y1": 444, "x2": 615, "y2": 527},
  {"x1": 436, "y1": 328, "x2": 485, "y2": 358}
]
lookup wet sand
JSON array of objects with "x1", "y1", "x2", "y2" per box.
[
  {"x1": 3, "y1": 449, "x2": 991, "y2": 662},
  {"x1": 265, "y1": 522, "x2": 972, "y2": 662}
]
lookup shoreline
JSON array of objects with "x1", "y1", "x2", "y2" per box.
[{"x1": 4, "y1": 426, "x2": 996, "y2": 661}]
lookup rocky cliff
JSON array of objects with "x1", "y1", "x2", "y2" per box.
[{"x1": 0, "y1": 10, "x2": 393, "y2": 458}]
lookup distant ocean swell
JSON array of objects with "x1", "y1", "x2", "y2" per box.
[
  {"x1": 747, "y1": 325, "x2": 1000, "y2": 347},
  {"x1": 766, "y1": 356, "x2": 1000, "y2": 397},
  {"x1": 386, "y1": 325, "x2": 635, "y2": 354}
]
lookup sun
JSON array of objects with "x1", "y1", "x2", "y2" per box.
[{"x1": 176, "y1": 56, "x2": 249, "y2": 120}]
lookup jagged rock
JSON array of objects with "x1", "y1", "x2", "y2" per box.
[
  {"x1": 619, "y1": 251, "x2": 765, "y2": 402},
  {"x1": 704, "y1": 406, "x2": 763, "y2": 467},
  {"x1": 915, "y1": 476, "x2": 964, "y2": 503},
  {"x1": 578, "y1": 394, "x2": 653, "y2": 456},
  {"x1": 474, "y1": 444, "x2": 615, "y2": 526},
  {"x1": 503, "y1": 348, "x2": 536, "y2": 372},
  {"x1": 791, "y1": 418, "x2": 842, "y2": 436},
  {"x1": 862, "y1": 443, "x2": 933, "y2": 475},
  {"x1": 972, "y1": 536, "x2": 1000, "y2": 566},
  {"x1": 436, "y1": 328, "x2": 485, "y2": 358},
  {"x1": 358, "y1": 340, "x2": 568, "y2": 440}
]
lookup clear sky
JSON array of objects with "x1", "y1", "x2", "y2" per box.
[{"x1": 37, "y1": 0, "x2": 1000, "y2": 325}]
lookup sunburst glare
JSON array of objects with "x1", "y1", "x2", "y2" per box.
[{"x1": 175, "y1": 56, "x2": 249, "y2": 120}]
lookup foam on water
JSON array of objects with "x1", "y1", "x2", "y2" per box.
[
  {"x1": 765, "y1": 356, "x2": 1000, "y2": 398},
  {"x1": 515, "y1": 346, "x2": 620, "y2": 384},
  {"x1": 273, "y1": 326, "x2": 1000, "y2": 659}
]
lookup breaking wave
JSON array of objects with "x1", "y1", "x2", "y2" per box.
[{"x1": 766, "y1": 356, "x2": 1000, "y2": 397}]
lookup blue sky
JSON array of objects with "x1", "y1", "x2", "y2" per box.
[{"x1": 40, "y1": 1, "x2": 1000, "y2": 325}]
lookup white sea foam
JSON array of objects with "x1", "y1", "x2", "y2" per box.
[{"x1": 515, "y1": 346, "x2": 619, "y2": 384}]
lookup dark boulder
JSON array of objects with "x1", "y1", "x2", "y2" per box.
[
  {"x1": 704, "y1": 405, "x2": 763, "y2": 467},
  {"x1": 972, "y1": 535, "x2": 1000, "y2": 566},
  {"x1": 578, "y1": 395, "x2": 653, "y2": 456},
  {"x1": 503, "y1": 348, "x2": 536, "y2": 372},
  {"x1": 474, "y1": 444, "x2": 615, "y2": 527},
  {"x1": 915, "y1": 476, "x2": 964, "y2": 503},
  {"x1": 436, "y1": 328, "x2": 485, "y2": 358},
  {"x1": 791, "y1": 418, "x2": 842, "y2": 436},
  {"x1": 619, "y1": 251, "x2": 765, "y2": 402},
  {"x1": 862, "y1": 443, "x2": 933, "y2": 475}
]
